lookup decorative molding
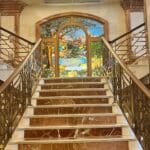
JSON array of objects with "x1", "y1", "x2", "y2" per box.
[
  {"x1": 0, "y1": 0, "x2": 27, "y2": 16},
  {"x1": 121, "y1": 0, "x2": 144, "y2": 10}
]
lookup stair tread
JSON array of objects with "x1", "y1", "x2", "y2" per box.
[
  {"x1": 24, "y1": 113, "x2": 122, "y2": 118},
  {"x1": 39, "y1": 81, "x2": 106, "y2": 86},
  {"x1": 29, "y1": 103, "x2": 117, "y2": 108},
  {"x1": 33, "y1": 95, "x2": 113, "y2": 99},
  {"x1": 18, "y1": 124, "x2": 128, "y2": 130},
  {"x1": 42, "y1": 77, "x2": 103, "y2": 80},
  {"x1": 38, "y1": 88, "x2": 108, "y2": 92},
  {"x1": 10, "y1": 136, "x2": 135, "y2": 144}
]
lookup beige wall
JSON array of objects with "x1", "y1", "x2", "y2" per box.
[
  {"x1": 1, "y1": 16, "x2": 15, "y2": 33},
  {"x1": 144, "y1": 0, "x2": 150, "y2": 54},
  {"x1": 1, "y1": 1, "x2": 126, "y2": 42}
]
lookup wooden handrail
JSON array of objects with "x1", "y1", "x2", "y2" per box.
[
  {"x1": 0, "y1": 26, "x2": 35, "y2": 45},
  {"x1": 0, "y1": 38, "x2": 42, "y2": 93},
  {"x1": 102, "y1": 37, "x2": 150, "y2": 98},
  {"x1": 109, "y1": 23, "x2": 145, "y2": 43}
]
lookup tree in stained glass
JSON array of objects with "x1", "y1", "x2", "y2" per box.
[{"x1": 59, "y1": 26, "x2": 87, "y2": 77}]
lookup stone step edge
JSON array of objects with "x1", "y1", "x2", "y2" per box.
[
  {"x1": 24, "y1": 113, "x2": 122, "y2": 118},
  {"x1": 37, "y1": 88, "x2": 109, "y2": 92},
  {"x1": 39, "y1": 81, "x2": 106, "y2": 86},
  {"x1": 9, "y1": 136, "x2": 135, "y2": 144},
  {"x1": 18, "y1": 124, "x2": 128, "y2": 130},
  {"x1": 28, "y1": 103, "x2": 117, "y2": 108},
  {"x1": 41, "y1": 76, "x2": 103, "y2": 80},
  {"x1": 32, "y1": 95, "x2": 113, "y2": 100}
]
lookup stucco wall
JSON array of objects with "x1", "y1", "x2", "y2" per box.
[
  {"x1": 1, "y1": 1, "x2": 126, "y2": 42},
  {"x1": 1, "y1": 16, "x2": 15, "y2": 33}
]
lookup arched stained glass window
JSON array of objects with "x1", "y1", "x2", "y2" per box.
[{"x1": 40, "y1": 15, "x2": 105, "y2": 77}]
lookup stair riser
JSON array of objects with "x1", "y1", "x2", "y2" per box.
[
  {"x1": 30, "y1": 116, "x2": 117, "y2": 126},
  {"x1": 24, "y1": 127, "x2": 122, "y2": 139},
  {"x1": 34, "y1": 107, "x2": 112, "y2": 115},
  {"x1": 18, "y1": 141, "x2": 129, "y2": 150},
  {"x1": 36, "y1": 98, "x2": 109, "y2": 105},
  {"x1": 44, "y1": 78, "x2": 101, "y2": 83},
  {"x1": 39, "y1": 91, "x2": 106, "y2": 97},
  {"x1": 41, "y1": 84, "x2": 104, "y2": 89}
]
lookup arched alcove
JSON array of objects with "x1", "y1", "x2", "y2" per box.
[{"x1": 36, "y1": 12, "x2": 109, "y2": 77}]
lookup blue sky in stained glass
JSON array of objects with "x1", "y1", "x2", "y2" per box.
[
  {"x1": 89, "y1": 24, "x2": 104, "y2": 36},
  {"x1": 70, "y1": 21, "x2": 104, "y2": 38}
]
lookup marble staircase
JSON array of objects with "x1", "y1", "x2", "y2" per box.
[{"x1": 6, "y1": 77, "x2": 142, "y2": 150}]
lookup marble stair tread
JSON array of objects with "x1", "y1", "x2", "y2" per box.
[
  {"x1": 18, "y1": 124, "x2": 128, "y2": 130},
  {"x1": 38, "y1": 88, "x2": 109, "y2": 92},
  {"x1": 42, "y1": 77, "x2": 103, "y2": 83},
  {"x1": 9, "y1": 136, "x2": 135, "y2": 144},
  {"x1": 39, "y1": 81, "x2": 106, "y2": 86},
  {"x1": 24, "y1": 113, "x2": 122, "y2": 118},
  {"x1": 41, "y1": 77, "x2": 102, "y2": 81},
  {"x1": 43, "y1": 80, "x2": 103, "y2": 83},
  {"x1": 40, "y1": 82, "x2": 106, "y2": 89},
  {"x1": 28, "y1": 103, "x2": 117, "y2": 108},
  {"x1": 33, "y1": 95, "x2": 113, "y2": 99}
]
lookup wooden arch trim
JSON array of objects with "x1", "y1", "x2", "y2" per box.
[{"x1": 36, "y1": 12, "x2": 109, "y2": 40}]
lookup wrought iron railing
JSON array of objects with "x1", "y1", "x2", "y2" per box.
[
  {"x1": 109, "y1": 23, "x2": 148, "y2": 64},
  {"x1": 101, "y1": 37, "x2": 150, "y2": 150},
  {"x1": 0, "y1": 26, "x2": 34, "y2": 67},
  {"x1": 0, "y1": 38, "x2": 42, "y2": 149}
]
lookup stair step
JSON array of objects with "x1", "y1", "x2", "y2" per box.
[
  {"x1": 35, "y1": 96, "x2": 111, "y2": 105},
  {"x1": 39, "y1": 88, "x2": 108, "y2": 97},
  {"x1": 25, "y1": 113, "x2": 121, "y2": 118},
  {"x1": 24, "y1": 127, "x2": 122, "y2": 140},
  {"x1": 39, "y1": 88, "x2": 107, "y2": 92},
  {"x1": 18, "y1": 141, "x2": 130, "y2": 150},
  {"x1": 43, "y1": 77, "x2": 102, "y2": 83},
  {"x1": 33, "y1": 106, "x2": 112, "y2": 115},
  {"x1": 30, "y1": 104, "x2": 116, "y2": 108},
  {"x1": 40, "y1": 82, "x2": 105, "y2": 89},
  {"x1": 12, "y1": 136, "x2": 135, "y2": 144},
  {"x1": 29, "y1": 115, "x2": 118, "y2": 126},
  {"x1": 34, "y1": 95, "x2": 112, "y2": 99},
  {"x1": 6, "y1": 76, "x2": 137, "y2": 150},
  {"x1": 19, "y1": 124, "x2": 128, "y2": 130}
]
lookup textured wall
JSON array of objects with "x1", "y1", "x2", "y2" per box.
[{"x1": 1, "y1": 16, "x2": 15, "y2": 33}]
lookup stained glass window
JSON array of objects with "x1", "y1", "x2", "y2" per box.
[{"x1": 40, "y1": 16, "x2": 104, "y2": 77}]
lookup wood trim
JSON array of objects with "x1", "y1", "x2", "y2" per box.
[
  {"x1": 14, "y1": 14, "x2": 20, "y2": 59},
  {"x1": 125, "y1": 10, "x2": 131, "y2": 32},
  {"x1": 36, "y1": 12, "x2": 109, "y2": 40},
  {"x1": 0, "y1": 0, "x2": 27, "y2": 15},
  {"x1": 87, "y1": 35, "x2": 92, "y2": 76},
  {"x1": 121, "y1": 0, "x2": 144, "y2": 10},
  {"x1": 15, "y1": 14, "x2": 20, "y2": 35}
]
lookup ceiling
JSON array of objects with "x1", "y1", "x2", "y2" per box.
[
  {"x1": 44, "y1": 0, "x2": 102, "y2": 3},
  {"x1": 21, "y1": 0, "x2": 120, "y2": 5}
]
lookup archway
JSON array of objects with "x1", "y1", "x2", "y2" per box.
[{"x1": 36, "y1": 12, "x2": 109, "y2": 77}]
